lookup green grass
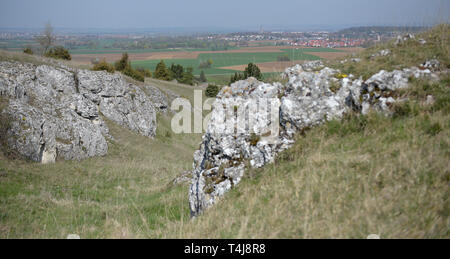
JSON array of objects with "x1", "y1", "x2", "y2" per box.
[
  {"x1": 160, "y1": 74, "x2": 450, "y2": 238},
  {"x1": 0, "y1": 50, "x2": 92, "y2": 70},
  {"x1": 69, "y1": 48, "x2": 182, "y2": 55},
  {"x1": 0, "y1": 77, "x2": 205, "y2": 238},
  {"x1": 0, "y1": 25, "x2": 448, "y2": 238},
  {"x1": 0, "y1": 40, "x2": 39, "y2": 50},
  {"x1": 328, "y1": 24, "x2": 449, "y2": 80}
]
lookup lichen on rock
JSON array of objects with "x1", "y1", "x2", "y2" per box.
[
  {"x1": 0, "y1": 60, "x2": 166, "y2": 162},
  {"x1": 188, "y1": 60, "x2": 441, "y2": 216}
]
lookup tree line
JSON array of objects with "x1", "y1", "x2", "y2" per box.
[{"x1": 92, "y1": 53, "x2": 202, "y2": 85}]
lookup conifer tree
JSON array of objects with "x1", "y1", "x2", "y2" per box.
[{"x1": 154, "y1": 60, "x2": 171, "y2": 81}]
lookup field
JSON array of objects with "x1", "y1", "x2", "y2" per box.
[
  {"x1": 126, "y1": 47, "x2": 358, "y2": 80},
  {"x1": 2, "y1": 36, "x2": 362, "y2": 84},
  {"x1": 72, "y1": 44, "x2": 362, "y2": 85},
  {"x1": 68, "y1": 46, "x2": 361, "y2": 79}
]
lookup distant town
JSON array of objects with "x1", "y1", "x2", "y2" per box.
[{"x1": 0, "y1": 26, "x2": 428, "y2": 51}]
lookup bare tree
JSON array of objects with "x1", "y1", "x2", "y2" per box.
[{"x1": 35, "y1": 22, "x2": 55, "y2": 54}]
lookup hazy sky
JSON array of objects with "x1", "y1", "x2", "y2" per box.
[{"x1": 0, "y1": 0, "x2": 448, "y2": 31}]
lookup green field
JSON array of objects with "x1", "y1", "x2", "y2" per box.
[
  {"x1": 0, "y1": 40, "x2": 39, "y2": 50},
  {"x1": 130, "y1": 48, "x2": 339, "y2": 76},
  {"x1": 69, "y1": 48, "x2": 182, "y2": 55}
]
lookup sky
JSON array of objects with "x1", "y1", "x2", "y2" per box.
[{"x1": 0, "y1": 0, "x2": 449, "y2": 32}]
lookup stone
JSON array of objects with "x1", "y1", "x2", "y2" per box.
[
  {"x1": 371, "y1": 49, "x2": 391, "y2": 58},
  {"x1": 0, "y1": 60, "x2": 162, "y2": 162},
  {"x1": 188, "y1": 60, "x2": 441, "y2": 216},
  {"x1": 426, "y1": 95, "x2": 435, "y2": 105},
  {"x1": 395, "y1": 34, "x2": 415, "y2": 45},
  {"x1": 418, "y1": 39, "x2": 427, "y2": 45},
  {"x1": 420, "y1": 59, "x2": 440, "y2": 71},
  {"x1": 66, "y1": 234, "x2": 81, "y2": 239}
]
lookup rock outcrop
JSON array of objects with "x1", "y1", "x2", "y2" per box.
[
  {"x1": 0, "y1": 61, "x2": 166, "y2": 163},
  {"x1": 189, "y1": 60, "x2": 440, "y2": 216}
]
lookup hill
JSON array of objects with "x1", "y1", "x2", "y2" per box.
[
  {"x1": 173, "y1": 24, "x2": 449, "y2": 238},
  {"x1": 0, "y1": 25, "x2": 448, "y2": 238}
]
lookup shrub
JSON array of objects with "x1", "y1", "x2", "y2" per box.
[
  {"x1": 198, "y1": 59, "x2": 213, "y2": 69},
  {"x1": 23, "y1": 48, "x2": 33, "y2": 55},
  {"x1": 114, "y1": 53, "x2": 129, "y2": 71},
  {"x1": 92, "y1": 60, "x2": 115, "y2": 73},
  {"x1": 277, "y1": 55, "x2": 290, "y2": 61},
  {"x1": 392, "y1": 101, "x2": 419, "y2": 119},
  {"x1": 205, "y1": 84, "x2": 220, "y2": 97},
  {"x1": 425, "y1": 122, "x2": 442, "y2": 136},
  {"x1": 178, "y1": 67, "x2": 194, "y2": 85},
  {"x1": 153, "y1": 60, "x2": 171, "y2": 81},
  {"x1": 230, "y1": 72, "x2": 245, "y2": 84},
  {"x1": 44, "y1": 46, "x2": 71, "y2": 60},
  {"x1": 169, "y1": 64, "x2": 184, "y2": 80},
  {"x1": 244, "y1": 63, "x2": 262, "y2": 80},
  {"x1": 135, "y1": 67, "x2": 152, "y2": 78},
  {"x1": 123, "y1": 66, "x2": 145, "y2": 82},
  {"x1": 199, "y1": 70, "x2": 207, "y2": 82},
  {"x1": 249, "y1": 133, "x2": 261, "y2": 146}
]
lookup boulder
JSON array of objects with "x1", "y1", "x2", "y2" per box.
[
  {"x1": 371, "y1": 49, "x2": 391, "y2": 58},
  {"x1": 0, "y1": 61, "x2": 160, "y2": 162},
  {"x1": 188, "y1": 60, "x2": 441, "y2": 216},
  {"x1": 420, "y1": 59, "x2": 440, "y2": 71}
]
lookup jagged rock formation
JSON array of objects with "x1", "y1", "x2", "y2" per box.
[
  {"x1": 142, "y1": 85, "x2": 180, "y2": 114},
  {"x1": 0, "y1": 61, "x2": 169, "y2": 163},
  {"x1": 189, "y1": 60, "x2": 440, "y2": 216}
]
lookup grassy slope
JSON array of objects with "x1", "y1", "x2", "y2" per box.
[
  {"x1": 0, "y1": 58, "x2": 203, "y2": 237},
  {"x1": 0, "y1": 25, "x2": 448, "y2": 238},
  {"x1": 329, "y1": 24, "x2": 449, "y2": 80},
  {"x1": 159, "y1": 25, "x2": 449, "y2": 238}
]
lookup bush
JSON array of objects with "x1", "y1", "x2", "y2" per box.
[
  {"x1": 198, "y1": 59, "x2": 213, "y2": 69},
  {"x1": 92, "y1": 60, "x2": 115, "y2": 73},
  {"x1": 23, "y1": 48, "x2": 33, "y2": 55},
  {"x1": 205, "y1": 84, "x2": 220, "y2": 97},
  {"x1": 135, "y1": 67, "x2": 152, "y2": 78},
  {"x1": 199, "y1": 70, "x2": 207, "y2": 82},
  {"x1": 277, "y1": 55, "x2": 290, "y2": 61},
  {"x1": 114, "y1": 53, "x2": 129, "y2": 71},
  {"x1": 153, "y1": 60, "x2": 171, "y2": 81},
  {"x1": 178, "y1": 67, "x2": 194, "y2": 86},
  {"x1": 249, "y1": 133, "x2": 261, "y2": 146},
  {"x1": 229, "y1": 63, "x2": 263, "y2": 84},
  {"x1": 230, "y1": 72, "x2": 245, "y2": 84},
  {"x1": 425, "y1": 122, "x2": 442, "y2": 136},
  {"x1": 169, "y1": 64, "x2": 184, "y2": 80},
  {"x1": 392, "y1": 101, "x2": 419, "y2": 119},
  {"x1": 44, "y1": 46, "x2": 71, "y2": 60},
  {"x1": 244, "y1": 63, "x2": 262, "y2": 80},
  {"x1": 123, "y1": 66, "x2": 145, "y2": 82}
]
